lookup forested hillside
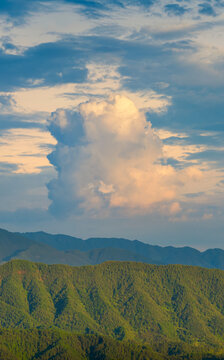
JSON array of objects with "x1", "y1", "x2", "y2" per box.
[{"x1": 0, "y1": 260, "x2": 224, "y2": 359}]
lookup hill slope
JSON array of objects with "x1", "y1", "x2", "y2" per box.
[
  {"x1": 0, "y1": 260, "x2": 224, "y2": 354},
  {"x1": 0, "y1": 329, "x2": 167, "y2": 360},
  {"x1": 1, "y1": 328, "x2": 222, "y2": 360}
]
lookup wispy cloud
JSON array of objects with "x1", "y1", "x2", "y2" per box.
[{"x1": 0, "y1": 128, "x2": 56, "y2": 173}]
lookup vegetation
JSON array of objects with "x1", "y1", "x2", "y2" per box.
[
  {"x1": 0, "y1": 329, "x2": 223, "y2": 359},
  {"x1": 0, "y1": 260, "x2": 224, "y2": 358},
  {"x1": 0, "y1": 329, "x2": 165, "y2": 360}
]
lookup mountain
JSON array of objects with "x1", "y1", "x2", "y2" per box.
[
  {"x1": 22, "y1": 230, "x2": 224, "y2": 269},
  {"x1": 0, "y1": 229, "x2": 34, "y2": 262},
  {"x1": 1, "y1": 227, "x2": 224, "y2": 269},
  {"x1": 0, "y1": 260, "x2": 224, "y2": 359},
  {"x1": 0, "y1": 228, "x2": 88, "y2": 266},
  {"x1": 0, "y1": 228, "x2": 149, "y2": 266},
  {"x1": 21, "y1": 231, "x2": 84, "y2": 251}
]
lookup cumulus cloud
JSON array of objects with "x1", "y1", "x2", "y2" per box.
[{"x1": 47, "y1": 95, "x2": 206, "y2": 217}]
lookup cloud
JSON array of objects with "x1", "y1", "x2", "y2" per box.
[
  {"x1": 2, "y1": 3, "x2": 95, "y2": 49},
  {"x1": 164, "y1": 4, "x2": 189, "y2": 16},
  {"x1": 8, "y1": 61, "x2": 170, "y2": 115},
  {"x1": 0, "y1": 39, "x2": 88, "y2": 91},
  {"x1": 0, "y1": 0, "x2": 45, "y2": 21},
  {"x1": 0, "y1": 128, "x2": 56, "y2": 174},
  {"x1": 47, "y1": 95, "x2": 207, "y2": 217},
  {"x1": 169, "y1": 201, "x2": 181, "y2": 214},
  {"x1": 0, "y1": 94, "x2": 15, "y2": 112},
  {"x1": 0, "y1": 169, "x2": 53, "y2": 214},
  {"x1": 202, "y1": 213, "x2": 213, "y2": 220},
  {"x1": 198, "y1": 3, "x2": 216, "y2": 16}
]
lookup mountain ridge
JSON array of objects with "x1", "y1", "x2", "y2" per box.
[
  {"x1": 0, "y1": 228, "x2": 224, "y2": 269},
  {"x1": 21, "y1": 229, "x2": 224, "y2": 269}
]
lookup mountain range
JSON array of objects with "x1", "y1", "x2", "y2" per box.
[
  {"x1": 0, "y1": 228, "x2": 224, "y2": 269},
  {"x1": 0, "y1": 259, "x2": 223, "y2": 359}
]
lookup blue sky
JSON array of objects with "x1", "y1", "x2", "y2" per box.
[{"x1": 0, "y1": 0, "x2": 224, "y2": 249}]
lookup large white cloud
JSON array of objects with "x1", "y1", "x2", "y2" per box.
[{"x1": 47, "y1": 95, "x2": 207, "y2": 217}]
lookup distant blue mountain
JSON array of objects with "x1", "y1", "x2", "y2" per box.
[
  {"x1": 0, "y1": 228, "x2": 223, "y2": 269},
  {"x1": 20, "y1": 230, "x2": 224, "y2": 269}
]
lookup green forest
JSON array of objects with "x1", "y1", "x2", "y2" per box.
[{"x1": 0, "y1": 260, "x2": 224, "y2": 359}]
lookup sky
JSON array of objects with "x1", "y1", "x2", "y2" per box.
[{"x1": 0, "y1": 0, "x2": 224, "y2": 249}]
